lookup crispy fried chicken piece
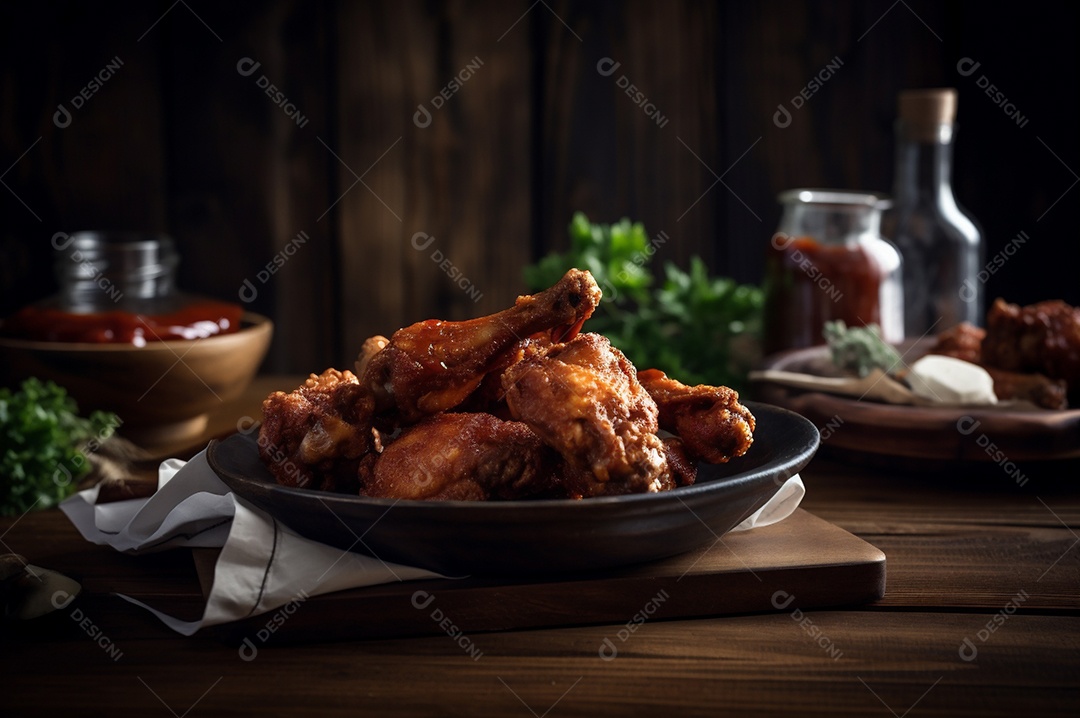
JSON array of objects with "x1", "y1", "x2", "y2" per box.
[
  {"x1": 931, "y1": 322, "x2": 1068, "y2": 409},
  {"x1": 932, "y1": 322, "x2": 985, "y2": 365},
  {"x1": 982, "y1": 298, "x2": 1080, "y2": 402},
  {"x1": 259, "y1": 369, "x2": 375, "y2": 492},
  {"x1": 661, "y1": 437, "x2": 697, "y2": 488},
  {"x1": 636, "y1": 369, "x2": 755, "y2": 464},
  {"x1": 361, "y1": 269, "x2": 601, "y2": 429},
  {"x1": 502, "y1": 333, "x2": 669, "y2": 497},
  {"x1": 455, "y1": 336, "x2": 554, "y2": 419},
  {"x1": 363, "y1": 413, "x2": 562, "y2": 500},
  {"x1": 355, "y1": 335, "x2": 389, "y2": 378},
  {"x1": 985, "y1": 367, "x2": 1068, "y2": 410}
]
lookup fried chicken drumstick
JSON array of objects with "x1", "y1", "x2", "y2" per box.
[
  {"x1": 362, "y1": 268, "x2": 601, "y2": 428},
  {"x1": 362, "y1": 413, "x2": 562, "y2": 501},
  {"x1": 258, "y1": 268, "x2": 756, "y2": 500},
  {"x1": 259, "y1": 270, "x2": 600, "y2": 489}
]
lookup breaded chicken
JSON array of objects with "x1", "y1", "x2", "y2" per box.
[
  {"x1": 363, "y1": 413, "x2": 562, "y2": 500},
  {"x1": 502, "y1": 333, "x2": 670, "y2": 497},
  {"x1": 636, "y1": 368, "x2": 755, "y2": 464},
  {"x1": 259, "y1": 369, "x2": 375, "y2": 492}
]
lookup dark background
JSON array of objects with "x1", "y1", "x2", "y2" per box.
[{"x1": 2, "y1": 0, "x2": 1076, "y2": 373}]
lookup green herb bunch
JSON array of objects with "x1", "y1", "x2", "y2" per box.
[
  {"x1": 1, "y1": 378, "x2": 120, "y2": 516},
  {"x1": 525, "y1": 212, "x2": 763, "y2": 389},
  {"x1": 823, "y1": 320, "x2": 902, "y2": 378}
]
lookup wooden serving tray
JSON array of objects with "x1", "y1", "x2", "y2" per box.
[
  {"x1": 192, "y1": 509, "x2": 885, "y2": 645},
  {"x1": 754, "y1": 341, "x2": 1080, "y2": 465}
]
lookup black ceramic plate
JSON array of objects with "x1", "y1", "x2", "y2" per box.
[{"x1": 206, "y1": 402, "x2": 819, "y2": 576}]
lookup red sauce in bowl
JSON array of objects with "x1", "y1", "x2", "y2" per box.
[{"x1": 1, "y1": 300, "x2": 245, "y2": 345}]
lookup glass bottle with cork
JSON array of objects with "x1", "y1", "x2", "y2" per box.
[{"x1": 883, "y1": 88, "x2": 983, "y2": 337}]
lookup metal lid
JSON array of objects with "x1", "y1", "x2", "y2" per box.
[
  {"x1": 777, "y1": 188, "x2": 892, "y2": 210},
  {"x1": 55, "y1": 231, "x2": 178, "y2": 283},
  {"x1": 52, "y1": 231, "x2": 179, "y2": 310}
]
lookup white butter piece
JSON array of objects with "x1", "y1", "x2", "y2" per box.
[{"x1": 906, "y1": 354, "x2": 998, "y2": 405}]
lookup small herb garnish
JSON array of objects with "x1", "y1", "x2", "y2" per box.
[
  {"x1": 1, "y1": 378, "x2": 119, "y2": 515},
  {"x1": 823, "y1": 320, "x2": 902, "y2": 378}
]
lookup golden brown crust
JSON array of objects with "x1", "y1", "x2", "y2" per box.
[
  {"x1": 636, "y1": 368, "x2": 755, "y2": 464},
  {"x1": 503, "y1": 333, "x2": 668, "y2": 496},
  {"x1": 257, "y1": 270, "x2": 758, "y2": 500},
  {"x1": 258, "y1": 369, "x2": 374, "y2": 492},
  {"x1": 931, "y1": 322, "x2": 985, "y2": 365},
  {"x1": 360, "y1": 269, "x2": 601, "y2": 429},
  {"x1": 364, "y1": 413, "x2": 562, "y2": 501}
]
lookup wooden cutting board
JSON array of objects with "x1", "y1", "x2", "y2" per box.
[{"x1": 191, "y1": 509, "x2": 884, "y2": 645}]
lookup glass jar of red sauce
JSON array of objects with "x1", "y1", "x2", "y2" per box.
[
  {"x1": 0, "y1": 232, "x2": 243, "y2": 346},
  {"x1": 763, "y1": 189, "x2": 903, "y2": 356}
]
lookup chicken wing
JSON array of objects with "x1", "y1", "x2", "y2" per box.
[
  {"x1": 360, "y1": 269, "x2": 602, "y2": 429},
  {"x1": 259, "y1": 369, "x2": 375, "y2": 492},
  {"x1": 982, "y1": 298, "x2": 1080, "y2": 403},
  {"x1": 362, "y1": 413, "x2": 562, "y2": 500},
  {"x1": 502, "y1": 333, "x2": 669, "y2": 497},
  {"x1": 932, "y1": 322, "x2": 1068, "y2": 409},
  {"x1": 636, "y1": 368, "x2": 755, "y2": 464}
]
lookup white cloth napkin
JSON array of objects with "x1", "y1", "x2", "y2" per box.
[{"x1": 61, "y1": 451, "x2": 805, "y2": 635}]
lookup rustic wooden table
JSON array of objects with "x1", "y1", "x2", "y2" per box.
[{"x1": 3, "y1": 377, "x2": 1078, "y2": 717}]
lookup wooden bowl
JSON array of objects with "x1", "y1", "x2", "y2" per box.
[{"x1": 0, "y1": 313, "x2": 273, "y2": 448}]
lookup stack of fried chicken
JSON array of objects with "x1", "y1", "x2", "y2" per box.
[
  {"x1": 258, "y1": 269, "x2": 756, "y2": 500},
  {"x1": 932, "y1": 298, "x2": 1080, "y2": 409}
]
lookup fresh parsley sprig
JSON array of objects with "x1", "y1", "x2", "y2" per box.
[{"x1": 0, "y1": 378, "x2": 119, "y2": 515}]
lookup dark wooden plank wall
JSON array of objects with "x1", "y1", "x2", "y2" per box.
[{"x1": 2, "y1": 0, "x2": 1076, "y2": 374}]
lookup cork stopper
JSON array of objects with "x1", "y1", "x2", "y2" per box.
[{"x1": 897, "y1": 88, "x2": 957, "y2": 142}]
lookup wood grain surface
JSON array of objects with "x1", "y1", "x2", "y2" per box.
[
  {"x1": 3, "y1": 1, "x2": 1077, "y2": 375},
  {"x1": 3, "y1": 377, "x2": 1079, "y2": 717},
  {"x1": 182, "y1": 509, "x2": 885, "y2": 644}
]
